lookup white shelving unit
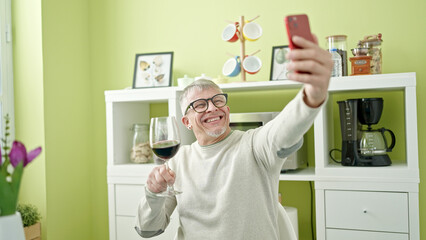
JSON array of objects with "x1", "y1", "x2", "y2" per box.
[
  {"x1": 313, "y1": 72, "x2": 419, "y2": 240},
  {"x1": 105, "y1": 72, "x2": 419, "y2": 240}
]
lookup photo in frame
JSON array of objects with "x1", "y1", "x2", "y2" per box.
[
  {"x1": 132, "y1": 52, "x2": 173, "y2": 88},
  {"x1": 270, "y1": 45, "x2": 290, "y2": 81}
]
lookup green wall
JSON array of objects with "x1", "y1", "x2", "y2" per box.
[
  {"x1": 13, "y1": 0, "x2": 93, "y2": 239},
  {"x1": 12, "y1": 0, "x2": 426, "y2": 240},
  {"x1": 12, "y1": 0, "x2": 47, "y2": 238},
  {"x1": 41, "y1": 0, "x2": 93, "y2": 239}
]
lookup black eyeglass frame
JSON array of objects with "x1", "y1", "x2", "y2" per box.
[{"x1": 184, "y1": 93, "x2": 228, "y2": 115}]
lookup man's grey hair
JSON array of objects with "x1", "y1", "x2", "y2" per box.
[{"x1": 179, "y1": 79, "x2": 223, "y2": 115}]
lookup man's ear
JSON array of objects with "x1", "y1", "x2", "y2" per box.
[{"x1": 182, "y1": 116, "x2": 190, "y2": 128}]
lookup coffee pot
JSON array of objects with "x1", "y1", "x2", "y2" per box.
[
  {"x1": 359, "y1": 128, "x2": 395, "y2": 156},
  {"x1": 332, "y1": 97, "x2": 396, "y2": 166}
]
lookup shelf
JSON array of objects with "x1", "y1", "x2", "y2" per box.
[
  {"x1": 106, "y1": 73, "x2": 415, "y2": 99},
  {"x1": 279, "y1": 167, "x2": 315, "y2": 181},
  {"x1": 105, "y1": 86, "x2": 178, "y2": 103},
  {"x1": 218, "y1": 80, "x2": 302, "y2": 92},
  {"x1": 316, "y1": 162, "x2": 419, "y2": 183},
  {"x1": 313, "y1": 72, "x2": 418, "y2": 182},
  {"x1": 109, "y1": 164, "x2": 316, "y2": 182},
  {"x1": 328, "y1": 72, "x2": 415, "y2": 92},
  {"x1": 107, "y1": 163, "x2": 156, "y2": 180}
]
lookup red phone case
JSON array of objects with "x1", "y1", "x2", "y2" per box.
[{"x1": 285, "y1": 14, "x2": 314, "y2": 49}]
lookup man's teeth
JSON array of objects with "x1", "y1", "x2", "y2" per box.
[{"x1": 206, "y1": 117, "x2": 220, "y2": 123}]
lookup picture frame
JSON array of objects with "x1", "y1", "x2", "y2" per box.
[
  {"x1": 132, "y1": 52, "x2": 173, "y2": 88},
  {"x1": 270, "y1": 45, "x2": 290, "y2": 81}
]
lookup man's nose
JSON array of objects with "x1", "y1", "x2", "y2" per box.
[{"x1": 205, "y1": 99, "x2": 218, "y2": 112}]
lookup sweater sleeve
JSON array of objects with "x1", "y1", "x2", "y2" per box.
[
  {"x1": 134, "y1": 187, "x2": 177, "y2": 238},
  {"x1": 251, "y1": 88, "x2": 326, "y2": 170}
]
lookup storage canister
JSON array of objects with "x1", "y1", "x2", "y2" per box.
[
  {"x1": 359, "y1": 33, "x2": 383, "y2": 74},
  {"x1": 326, "y1": 35, "x2": 348, "y2": 76},
  {"x1": 130, "y1": 123, "x2": 153, "y2": 163}
]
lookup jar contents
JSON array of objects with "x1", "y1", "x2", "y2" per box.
[
  {"x1": 359, "y1": 33, "x2": 383, "y2": 74},
  {"x1": 130, "y1": 124, "x2": 153, "y2": 163},
  {"x1": 330, "y1": 48, "x2": 342, "y2": 77},
  {"x1": 326, "y1": 35, "x2": 348, "y2": 76}
]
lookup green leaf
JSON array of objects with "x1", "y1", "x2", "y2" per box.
[
  {"x1": 17, "y1": 203, "x2": 41, "y2": 227},
  {"x1": 0, "y1": 171, "x2": 19, "y2": 216},
  {"x1": 0, "y1": 159, "x2": 9, "y2": 175}
]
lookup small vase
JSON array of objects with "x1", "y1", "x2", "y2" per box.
[{"x1": 0, "y1": 212, "x2": 26, "y2": 240}]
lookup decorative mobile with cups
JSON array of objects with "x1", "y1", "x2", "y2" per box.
[{"x1": 221, "y1": 15, "x2": 262, "y2": 82}]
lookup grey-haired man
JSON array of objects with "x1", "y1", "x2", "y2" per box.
[{"x1": 136, "y1": 35, "x2": 332, "y2": 240}]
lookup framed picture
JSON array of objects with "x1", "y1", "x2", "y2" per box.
[
  {"x1": 270, "y1": 45, "x2": 290, "y2": 81},
  {"x1": 132, "y1": 52, "x2": 173, "y2": 88}
]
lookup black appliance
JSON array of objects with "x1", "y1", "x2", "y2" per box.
[{"x1": 335, "y1": 98, "x2": 396, "y2": 166}]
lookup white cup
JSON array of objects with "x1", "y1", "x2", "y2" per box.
[
  {"x1": 222, "y1": 56, "x2": 241, "y2": 77},
  {"x1": 222, "y1": 23, "x2": 240, "y2": 42},
  {"x1": 243, "y1": 22, "x2": 262, "y2": 41},
  {"x1": 177, "y1": 75, "x2": 194, "y2": 87},
  {"x1": 242, "y1": 56, "x2": 262, "y2": 74}
]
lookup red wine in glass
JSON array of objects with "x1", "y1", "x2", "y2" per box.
[{"x1": 152, "y1": 140, "x2": 180, "y2": 160}]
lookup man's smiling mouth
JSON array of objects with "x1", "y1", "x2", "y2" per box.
[{"x1": 204, "y1": 116, "x2": 222, "y2": 123}]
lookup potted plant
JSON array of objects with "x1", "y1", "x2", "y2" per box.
[
  {"x1": 17, "y1": 203, "x2": 41, "y2": 240},
  {"x1": 0, "y1": 115, "x2": 42, "y2": 240}
]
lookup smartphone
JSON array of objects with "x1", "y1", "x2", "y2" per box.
[{"x1": 285, "y1": 14, "x2": 314, "y2": 50}]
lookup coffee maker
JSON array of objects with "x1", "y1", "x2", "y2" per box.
[{"x1": 336, "y1": 98, "x2": 396, "y2": 166}]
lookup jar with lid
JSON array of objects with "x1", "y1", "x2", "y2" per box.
[
  {"x1": 359, "y1": 33, "x2": 383, "y2": 74},
  {"x1": 326, "y1": 35, "x2": 348, "y2": 76},
  {"x1": 130, "y1": 123, "x2": 153, "y2": 163}
]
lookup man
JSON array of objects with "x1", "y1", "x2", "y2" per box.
[{"x1": 135, "y1": 35, "x2": 332, "y2": 239}]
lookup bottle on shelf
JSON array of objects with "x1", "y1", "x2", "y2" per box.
[
  {"x1": 330, "y1": 48, "x2": 342, "y2": 77},
  {"x1": 326, "y1": 35, "x2": 348, "y2": 76}
]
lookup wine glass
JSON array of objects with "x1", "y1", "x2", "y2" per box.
[{"x1": 149, "y1": 116, "x2": 182, "y2": 196}]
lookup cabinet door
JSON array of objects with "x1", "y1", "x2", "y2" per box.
[
  {"x1": 326, "y1": 229, "x2": 408, "y2": 240},
  {"x1": 325, "y1": 190, "x2": 408, "y2": 233},
  {"x1": 115, "y1": 184, "x2": 146, "y2": 216},
  {"x1": 115, "y1": 184, "x2": 180, "y2": 240},
  {"x1": 117, "y1": 216, "x2": 178, "y2": 240}
]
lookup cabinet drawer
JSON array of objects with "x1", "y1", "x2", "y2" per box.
[
  {"x1": 325, "y1": 190, "x2": 408, "y2": 233},
  {"x1": 326, "y1": 229, "x2": 408, "y2": 240},
  {"x1": 115, "y1": 184, "x2": 146, "y2": 216}
]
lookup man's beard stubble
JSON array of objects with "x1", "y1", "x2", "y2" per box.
[{"x1": 206, "y1": 126, "x2": 227, "y2": 138}]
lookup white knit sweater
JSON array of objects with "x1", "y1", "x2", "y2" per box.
[{"x1": 135, "y1": 90, "x2": 323, "y2": 239}]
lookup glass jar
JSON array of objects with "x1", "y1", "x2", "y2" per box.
[
  {"x1": 359, "y1": 33, "x2": 383, "y2": 74},
  {"x1": 130, "y1": 123, "x2": 153, "y2": 163},
  {"x1": 326, "y1": 35, "x2": 348, "y2": 76}
]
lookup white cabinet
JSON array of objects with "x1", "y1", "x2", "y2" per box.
[
  {"x1": 313, "y1": 73, "x2": 419, "y2": 240},
  {"x1": 105, "y1": 73, "x2": 419, "y2": 240},
  {"x1": 105, "y1": 87, "x2": 183, "y2": 240},
  {"x1": 108, "y1": 183, "x2": 179, "y2": 240}
]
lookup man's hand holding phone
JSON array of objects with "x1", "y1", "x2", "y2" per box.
[{"x1": 284, "y1": 14, "x2": 333, "y2": 108}]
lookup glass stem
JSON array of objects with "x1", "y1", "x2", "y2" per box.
[{"x1": 164, "y1": 161, "x2": 174, "y2": 192}]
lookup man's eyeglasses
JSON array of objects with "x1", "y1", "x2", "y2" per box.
[{"x1": 184, "y1": 93, "x2": 228, "y2": 115}]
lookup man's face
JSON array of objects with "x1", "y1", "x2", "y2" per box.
[{"x1": 182, "y1": 88, "x2": 231, "y2": 145}]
